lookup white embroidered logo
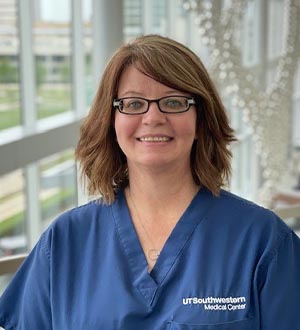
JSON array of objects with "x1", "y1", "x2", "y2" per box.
[{"x1": 182, "y1": 296, "x2": 246, "y2": 311}]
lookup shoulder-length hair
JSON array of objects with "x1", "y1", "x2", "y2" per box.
[{"x1": 75, "y1": 34, "x2": 236, "y2": 204}]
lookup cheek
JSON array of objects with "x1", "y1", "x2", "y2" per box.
[
  {"x1": 114, "y1": 115, "x2": 122, "y2": 141},
  {"x1": 178, "y1": 113, "x2": 197, "y2": 139},
  {"x1": 114, "y1": 114, "x2": 139, "y2": 142},
  {"x1": 191, "y1": 111, "x2": 198, "y2": 140}
]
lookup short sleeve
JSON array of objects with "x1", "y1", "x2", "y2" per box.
[
  {"x1": 259, "y1": 231, "x2": 300, "y2": 329},
  {"x1": 0, "y1": 232, "x2": 52, "y2": 330}
]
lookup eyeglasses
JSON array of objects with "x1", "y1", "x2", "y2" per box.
[{"x1": 113, "y1": 95, "x2": 196, "y2": 115}]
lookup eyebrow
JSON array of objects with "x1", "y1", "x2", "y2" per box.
[
  {"x1": 118, "y1": 90, "x2": 185, "y2": 98},
  {"x1": 118, "y1": 91, "x2": 143, "y2": 97}
]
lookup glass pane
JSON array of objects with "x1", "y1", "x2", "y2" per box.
[
  {"x1": 0, "y1": 274, "x2": 12, "y2": 295},
  {"x1": 123, "y1": 0, "x2": 143, "y2": 40},
  {"x1": 39, "y1": 150, "x2": 77, "y2": 229},
  {"x1": 0, "y1": 170, "x2": 26, "y2": 257},
  {"x1": 293, "y1": 60, "x2": 300, "y2": 146},
  {"x1": 124, "y1": 0, "x2": 142, "y2": 27},
  {"x1": 33, "y1": 0, "x2": 72, "y2": 120},
  {"x1": 0, "y1": 0, "x2": 21, "y2": 131},
  {"x1": 268, "y1": 0, "x2": 284, "y2": 59},
  {"x1": 153, "y1": 0, "x2": 167, "y2": 33},
  {"x1": 83, "y1": 0, "x2": 93, "y2": 106}
]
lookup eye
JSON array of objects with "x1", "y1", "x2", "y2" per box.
[
  {"x1": 163, "y1": 97, "x2": 186, "y2": 108},
  {"x1": 124, "y1": 99, "x2": 145, "y2": 109}
]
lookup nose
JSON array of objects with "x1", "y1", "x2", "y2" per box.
[{"x1": 142, "y1": 101, "x2": 167, "y2": 125}]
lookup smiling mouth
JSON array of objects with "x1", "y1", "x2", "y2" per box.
[{"x1": 137, "y1": 137, "x2": 172, "y2": 142}]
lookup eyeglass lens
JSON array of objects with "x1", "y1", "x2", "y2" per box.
[{"x1": 119, "y1": 96, "x2": 191, "y2": 114}]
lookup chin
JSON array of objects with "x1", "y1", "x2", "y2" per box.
[{"x1": 136, "y1": 156, "x2": 181, "y2": 169}]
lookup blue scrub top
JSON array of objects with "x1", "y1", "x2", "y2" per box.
[{"x1": 1, "y1": 188, "x2": 300, "y2": 329}]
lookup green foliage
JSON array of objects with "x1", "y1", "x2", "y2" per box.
[
  {"x1": 59, "y1": 63, "x2": 71, "y2": 82},
  {"x1": 36, "y1": 61, "x2": 47, "y2": 86},
  {"x1": 0, "y1": 109, "x2": 21, "y2": 130},
  {"x1": 0, "y1": 56, "x2": 19, "y2": 83},
  {"x1": 0, "y1": 212, "x2": 24, "y2": 237},
  {"x1": 0, "y1": 189, "x2": 75, "y2": 237},
  {"x1": 0, "y1": 84, "x2": 21, "y2": 129},
  {"x1": 0, "y1": 84, "x2": 71, "y2": 130}
]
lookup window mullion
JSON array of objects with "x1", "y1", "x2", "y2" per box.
[
  {"x1": 71, "y1": 0, "x2": 86, "y2": 118},
  {"x1": 92, "y1": 0, "x2": 123, "y2": 85},
  {"x1": 18, "y1": 0, "x2": 36, "y2": 131},
  {"x1": 18, "y1": 0, "x2": 41, "y2": 249}
]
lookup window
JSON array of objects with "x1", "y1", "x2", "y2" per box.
[
  {"x1": 33, "y1": 0, "x2": 72, "y2": 120},
  {"x1": 39, "y1": 150, "x2": 77, "y2": 230},
  {"x1": 123, "y1": 0, "x2": 143, "y2": 39},
  {"x1": 0, "y1": 0, "x2": 21, "y2": 131},
  {"x1": 153, "y1": 0, "x2": 167, "y2": 32},
  {"x1": 82, "y1": 0, "x2": 93, "y2": 106},
  {"x1": 0, "y1": 0, "x2": 86, "y2": 264},
  {"x1": 0, "y1": 170, "x2": 26, "y2": 257}
]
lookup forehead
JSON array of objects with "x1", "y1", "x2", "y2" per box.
[{"x1": 117, "y1": 65, "x2": 182, "y2": 98}]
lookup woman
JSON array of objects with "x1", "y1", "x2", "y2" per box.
[{"x1": 1, "y1": 35, "x2": 300, "y2": 329}]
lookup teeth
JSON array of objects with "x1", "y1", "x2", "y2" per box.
[{"x1": 139, "y1": 137, "x2": 171, "y2": 142}]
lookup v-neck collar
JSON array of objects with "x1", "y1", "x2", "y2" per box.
[{"x1": 111, "y1": 187, "x2": 215, "y2": 306}]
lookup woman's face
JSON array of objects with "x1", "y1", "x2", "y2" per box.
[{"x1": 114, "y1": 65, "x2": 197, "y2": 173}]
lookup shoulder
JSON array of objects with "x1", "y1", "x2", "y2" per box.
[
  {"x1": 49, "y1": 198, "x2": 111, "y2": 229},
  {"x1": 39, "y1": 198, "x2": 114, "y2": 250},
  {"x1": 208, "y1": 189, "x2": 295, "y2": 254},
  {"x1": 217, "y1": 189, "x2": 288, "y2": 228},
  {"x1": 218, "y1": 189, "x2": 270, "y2": 214}
]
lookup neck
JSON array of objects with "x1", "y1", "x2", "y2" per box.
[
  {"x1": 125, "y1": 163, "x2": 199, "y2": 272},
  {"x1": 126, "y1": 163, "x2": 198, "y2": 211}
]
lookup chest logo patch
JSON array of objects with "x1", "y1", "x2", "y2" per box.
[{"x1": 182, "y1": 296, "x2": 246, "y2": 311}]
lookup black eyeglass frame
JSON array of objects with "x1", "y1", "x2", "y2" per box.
[{"x1": 113, "y1": 95, "x2": 196, "y2": 115}]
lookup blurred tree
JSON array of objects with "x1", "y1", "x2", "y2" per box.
[{"x1": 0, "y1": 56, "x2": 18, "y2": 83}]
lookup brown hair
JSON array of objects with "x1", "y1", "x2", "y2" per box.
[{"x1": 75, "y1": 34, "x2": 236, "y2": 204}]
